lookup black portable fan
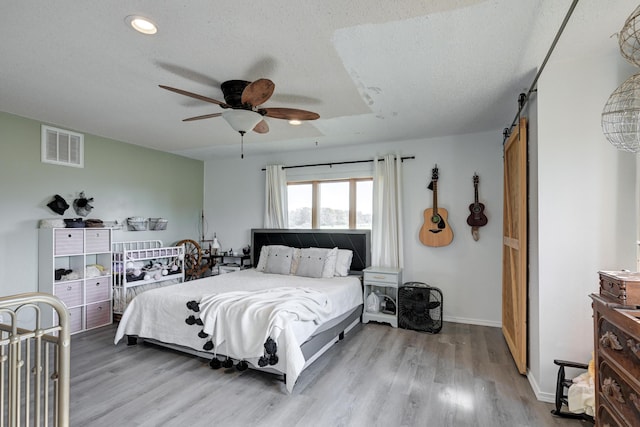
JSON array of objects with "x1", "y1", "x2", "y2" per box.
[{"x1": 398, "y1": 282, "x2": 443, "y2": 333}]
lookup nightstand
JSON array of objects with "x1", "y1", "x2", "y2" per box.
[{"x1": 362, "y1": 266, "x2": 402, "y2": 328}]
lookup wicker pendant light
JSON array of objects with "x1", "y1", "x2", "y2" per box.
[
  {"x1": 619, "y1": 6, "x2": 640, "y2": 67},
  {"x1": 601, "y1": 73, "x2": 640, "y2": 152},
  {"x1": 601, "y1": 6, "x2": 640, "y2": 153}
]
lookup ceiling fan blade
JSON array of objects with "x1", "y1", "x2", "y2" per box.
[
  {"x1": 262, "y1": 107, "x2": 320, "y2": 121},
  {"x1": 182, "y1": 112, "x2": 222, "y2": 122},
  {"x1": 253, "y1": 120, "x2": 269, "y2": 134},
  {"x1": 241, "y1": 79, "x2": 275, "y2": 107},
  {"x1": 159, "y1": 85, "x2": 230, "y2": 108}
]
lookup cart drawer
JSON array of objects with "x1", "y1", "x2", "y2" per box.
[
  {"x1": 85, "y1": 277, "x2": 110, "y2": 303},
  {"x1": 364, "y1": 271, "x2": 400, "y2": 286},
  {"x1": 54, "y1": 229, "x2": 84, "y2": 255},
  {"x1": 86, "y1": 301, "x2": 111, "y2": 329},
  {"x1": 55, "y1": 306, "x2": 83, "y2": 334},
  {"x1": 54, "y1": 281, "x2": 83, "y2": 307},
  {"x1": 85, "y1": 229, "x2": 110, "y2": 253}
]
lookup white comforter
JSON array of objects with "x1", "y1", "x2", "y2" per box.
[{"x1": 114, "y1": 269, "x2": 362, "y2": 392}]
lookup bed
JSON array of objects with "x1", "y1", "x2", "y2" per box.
[{"x1": 114, "y1": 229, "x2": 370, "y2": 392}]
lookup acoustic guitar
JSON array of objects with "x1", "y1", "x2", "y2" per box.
[
  {"x1": 419, "y1": 166, "x2": 453, "y2": 247},
  {"x1": 466, "y1": 174, "x2": 487, "y2": 241},
  {"x1": 466, "y1": 174, "x2": 488, "y2": 227}
]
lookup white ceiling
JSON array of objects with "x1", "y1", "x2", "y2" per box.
[{"x1": 0, "y1": 1, "x2": 635, "y2": 160}]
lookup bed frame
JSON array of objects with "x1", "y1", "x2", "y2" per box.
[{"x1": 131, "y1": 229, "x2": 371, "y2": 387}]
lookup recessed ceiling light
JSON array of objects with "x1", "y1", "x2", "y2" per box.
[
  {"x1": 125, "y1": 15, "x2": 158, "y2": 35},
  {"x1": 289, "y1": 120, "x2": 302, "y2": 126}
]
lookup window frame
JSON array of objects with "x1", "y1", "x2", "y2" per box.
[{"x1": 287, "y1": 177, "x2": 372, "y2": 229}]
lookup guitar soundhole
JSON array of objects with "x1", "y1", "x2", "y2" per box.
[
  {"x1": 431, "y1": 215, "x2": 440, "y2": 224},
  {"x1": 473, "y1": 206, "x2": 481, "y2": 213}
]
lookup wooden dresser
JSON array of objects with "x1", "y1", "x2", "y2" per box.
[{"x1": 591, "y1": 293, "x2": 640, "y2": 426}]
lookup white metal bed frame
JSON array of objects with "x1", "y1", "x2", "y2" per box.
[
  {"x1": 0, "y1": 293, "x2": 70, "y2": 427},
  {"x1": 112, "y1": 240, "x2": 185, "y2": 314}
]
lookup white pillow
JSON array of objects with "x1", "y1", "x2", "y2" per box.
[
  {"x1": 255, "y1": 246, "x2": 269, "y2": 272},
  {"x1": 256, "y1": 245, "x2": 292, "y2": 271},
  {"x1": 290, "y1": 248, "x2": 302, "y2": 274},
  {"x1": 334, "y1": 249, "x2": 353, "y2": 277},
  {"x1": 264, "y1": 246, "x2": 294, "y2": 275},
  {"x1": 295, "y1": 248, "x2": 328, "y2": 278},
  {"x1": 322, "y1": 247, "x2": 338, "y2": 278}
]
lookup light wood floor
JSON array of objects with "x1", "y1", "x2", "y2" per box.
[{"x1": 69, "y1": 322, "x2": 591, "y2": 427}]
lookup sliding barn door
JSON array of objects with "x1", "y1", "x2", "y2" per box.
[{"x1": 502, "y1": 117, "x2": 528, "y2": 375}]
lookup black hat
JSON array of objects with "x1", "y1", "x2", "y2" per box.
[{"x1": 47, "y1": 195, "x2": 69, "y2": 215}]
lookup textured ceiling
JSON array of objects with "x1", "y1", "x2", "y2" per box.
[{"x1": 0, "y1": 1, "x2": 634, "y2": 160}]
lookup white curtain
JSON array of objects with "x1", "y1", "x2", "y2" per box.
[
  {"x1": 372, "y1": 154, "x2": 404, "y2": 268},
  {"x1": 264, "y1": 165, "x2": 288, "y2": 228}
]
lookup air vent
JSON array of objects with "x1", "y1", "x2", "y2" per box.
[{"x1": 41, "y1": 125, "x2": 84, "y2": 168}]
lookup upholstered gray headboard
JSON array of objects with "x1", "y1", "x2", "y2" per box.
[{"x1": 250, "y1": 229, "x2": 371, "y2": 274}]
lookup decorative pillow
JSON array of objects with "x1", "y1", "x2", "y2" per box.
[
  {"x1": 295, "y1": 248, "x2": 328, "y2": 278},
  {"x1": 256, "y1": 246, "x2": 270, "y2": 272},
  {"x1": 264, "y1": 246, "x2": 294, "y2": 275},
  {"x1": 321, "y1": 247, "x2": 338, "y2": 278},
  {"x1": 334, "y1": 249, "x2": 353, "y2": 277},
  {"x1": 290, "y1": 248, "x2": 302, "y2": 275}
]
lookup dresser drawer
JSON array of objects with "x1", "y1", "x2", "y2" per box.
[
  {"x1": 86, "y1": 301, "x2": 111, "y2": 329},
  {"x1": 598, "y1": 360, "x2": 640, "y2": 426},
  {"x1": 597, "y1": 401, "x2": 625, "y2": 427},
  {"x1": 597, "y1": 317, "x2": 640, "y2": 388},
  {"x1": 85, "y1": 277, "x2": 110, "y2": 303},
  {"x1": 599, "y1": 271, "x2": 640, "y2": 306},
  {"x1": 54, "y1": 229, "x2": 84, "y2": 255},
  {"x1": 85, "y1": 229, "x2": 110, "y2": 253},
  {"x1": 364, "y1": 271, "x2": 400, "y2": 285},
  {"x1": 54, "y1": 281, "x2": 83, "y2": 308}
]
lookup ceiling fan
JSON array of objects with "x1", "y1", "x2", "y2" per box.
[
  {"x1": 160, "y1": 79, "x2": 319, "y2": 158},
  {"x1": 160, "y1": 78, "x2": 319, "y2": 129}
]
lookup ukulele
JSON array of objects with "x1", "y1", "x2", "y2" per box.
[
  {"x1": 419, "y1": 166, "x2": 453, "y2": 247},
  {"x1": 466, "y1": 174, "x2": 488, "y2": 227}
]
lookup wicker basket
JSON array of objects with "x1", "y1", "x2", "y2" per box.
[
  {"x1": 127, "y1": 217, "x2": 147, "y2": 231},
  {"x1": 149, "y1": 218, "x2": 168, "y2": 230}
]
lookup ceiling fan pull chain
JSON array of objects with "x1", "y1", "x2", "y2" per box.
[{"x1": 240, "y1": 131, "x2": 245, "y2": 159}]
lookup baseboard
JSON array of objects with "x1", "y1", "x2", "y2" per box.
[
  {"x1": 527, "y1": 369, "x2": 555, "y2": 403},
  {"x1": 443, "y1": 315, "x2": 501, "y2": 328}
]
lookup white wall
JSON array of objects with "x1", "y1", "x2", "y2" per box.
[
  {"x1": 204, "y1": 130, "x2": 505, "y2": 326},
  {"x1": 529, "y1": 51, "x2": 638, "y2": 400}
]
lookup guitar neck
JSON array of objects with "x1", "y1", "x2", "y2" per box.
[
  {"x1": 432, "y1": 181, "x2": 438, "y2": 214},
  {"x1": 474, "y1": 183, "x2": 479, "y2": 206}
]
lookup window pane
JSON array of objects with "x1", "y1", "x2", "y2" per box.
[
  {"x1": 319, "y1": 181, "x2": 349, "y2": 229},
  {"x1": 356, "y1": 180, "x2": 373, "y2": 229},
  {"x1": 287, "y1": 184, "x2": 312, "y2": 228}
]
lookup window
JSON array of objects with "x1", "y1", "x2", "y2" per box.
[{"x1": 287, "y1": 178, "x2": 372, "y2": 229}]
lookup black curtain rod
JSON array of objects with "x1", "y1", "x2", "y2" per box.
[
  {"x1": 504, "y1": 0, "x2": 579, "y2": 140},
  {"x1": 261, "y1": 156, "x2": 415, "y2": 171}
]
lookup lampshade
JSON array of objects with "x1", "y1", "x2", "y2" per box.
[
  {"x1": 222, "y1": 109, "x2": 262, "y2": 133},
  {"x1": 601, "y1": 73, "x2": 640, "y2": 153}
]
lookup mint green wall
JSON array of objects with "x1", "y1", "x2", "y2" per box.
[{"x1": 0, "y1": 112, "x2": 203, "y2": 297}]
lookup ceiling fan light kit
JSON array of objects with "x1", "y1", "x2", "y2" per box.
[
  {"x1": 602, "y1": 5, "x2": 640, "y2": 153},
  {"x1": 221, "y1": 110, "x2": 263, "y2": 134}
]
